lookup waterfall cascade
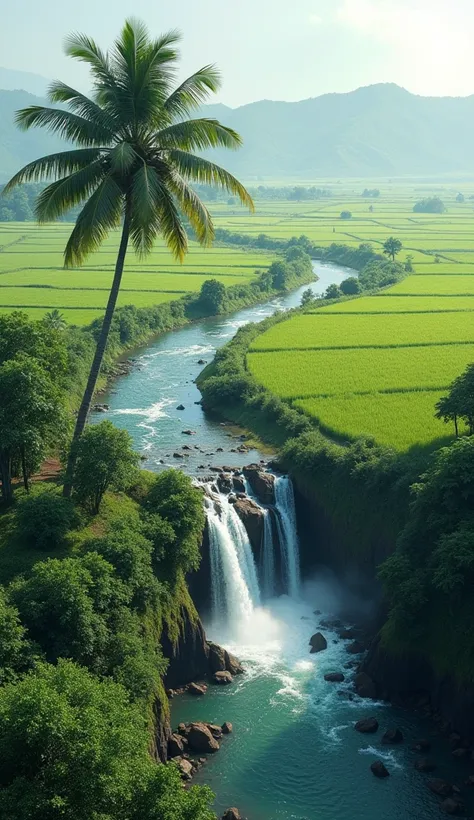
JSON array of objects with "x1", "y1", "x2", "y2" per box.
[{"x1": 205, "y1": 474, "x2": 301, "y2": 624}]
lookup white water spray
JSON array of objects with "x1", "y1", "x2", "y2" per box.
[
  {"x1": 261, "y1": 508, "x2": 276, "y2": 599},
  {"x1": 274, "y1": 476, "x2": 301, "y2": 599}
]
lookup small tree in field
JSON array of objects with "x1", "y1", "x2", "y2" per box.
[
  {"x1": 435, "y1": 363, "x2": 474, "y2": 437},
  {"x1": 340, "y1": 277, "x2": 360, "y2": 295},
  {"x1": 325, "y1": 283, "x2": 341, "y2": 300},
  {"x1": 199, "y1": 279, "x2": 226, "y2": 314},
  {"x1": 383, "y1": 237, "x2": 402, "y2": 262},
  {"x1": 301, "y1": 288, "x2": 315, "y2": 307},
  {"x1": 72, "y1": 421, "x2": 139, "y2": 513},
  {"x1": 340, "y1": 210, "x2": 352, "y2": 220}
]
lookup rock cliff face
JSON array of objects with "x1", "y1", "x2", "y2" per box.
[
  {"x1": 234, "y1": 496, "x2": 264, "y2": 555},
  {"x1": 161, "y1": 605, "x2": 210, "y2": 690},
  {"x1": 361, "y1": 637, "x2": 474, "y2": 741}
]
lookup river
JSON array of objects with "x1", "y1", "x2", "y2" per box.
[{"x1": 93, "y1": 261, "x2": 467, "y2": 820}]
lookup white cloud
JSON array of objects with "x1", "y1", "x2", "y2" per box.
[{"x1": 336, "y1": 0, "x2": 474, "y2": 96}]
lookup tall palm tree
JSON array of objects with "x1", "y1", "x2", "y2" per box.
[{"x1": 4, "y1": 19, "x2": 253, "y2": 497}]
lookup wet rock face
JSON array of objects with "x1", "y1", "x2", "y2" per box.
[
  {"x1": 355, "y1": 672, "x2": 377, "y2": 699},
  {"x1": 222, "y1": 809, "x2": 242, "y2": 820},
  {"x1": 382, "y1": 728, "x2": 404, "y2": 744},
  {"x1": 371, "y1": 760, "x2": 390, "y2": 778},
  {"x1": 186, "y1": 722, "x2": 220, "y2": 753},
  {"x1": 428, "y1": 779, "x2": 453, "y2": 798},
  {"x1": 243, "y1": 467, "x2": 275, "y2": 505},
  {"x1": 213, "y1": 670, "x2": 233, "y2": 685},
  {"x1": 309, "y1": 632, "x2": 328, "y2": 654},
  {"x1": 324, "y1": 672, "x2": 345, "y2": 682},
  {"x1": 233, "y1": 497, "x2": 265, "y2": 554},
  {"x1": 208, "y1": 642, "x2": 227, "y2": 673},
  {"x1": 355, "y1": 717, "x2": 379, "y2": 734}
]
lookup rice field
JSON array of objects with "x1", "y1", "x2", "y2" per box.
[
  {"x1": 0, "y1": 223, "x2": 274, "y2": 326},
  {"x1": 243, "y1": 179, "x2": 474, "y2": 449}
]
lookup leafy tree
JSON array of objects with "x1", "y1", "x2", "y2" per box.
[
  {"x1": 301, "y1": 288, "x2": 315, "y2": 306},
  {"x1": 413, "y1": 197, "x2": 446, "y2": 214},
  {"x1": 16, "y1": 487, "x2": 78, "y2": 551},
  {"x1": 72, "y1": 421, "x2": 139, "y2": 513},
  {"x1": 0, "y1": 355, "x2": 67, "y2": 502},
  {"x1": 269, "y1": 260, "x2": 290, "y2": 289},
  {"x1": 340, "y1": 277, "x2": 360, "y2": 295},
  {"x1": 340, "y1": 210, "x2": 352, "y2": 220},
  {"x1": 0, "y1": 207, "x2": 14, "y2": 221},
  {"x1": 11, "y1": 552, "x2": 129, "y2": 670},
  {"x1": 4, "y1": 19, "x2": 253, "y2": 497},
  {"x1": 435, "y1": 363, "x2": 474, "y2": 436},
  {"x1": 43, "y1": 309, "x2": 66, "y2": 330},
  {"x1": 199, "y1": 278, "x2": 226, "y2": 314},
  {"x1": 456, "y1": 192, "x2": 465, "y2": 203},
  {"x1": 324, "y1": 283, "x2": 341, "y2": 300},
  {"x1": 0, "y1": 660, "x2": 214, "y2": 820},
  {"x1": 144, "y1": 470, "x2": 205, "y2": 578},
  {"x1": 0, "y1": 312, "x2": 68, "y2": 380},
  {"x1": 362, "y1": 188, "x2": 380, "y2": 198},
  {"x1": 368, "y1": 204, "x2": 374, "y2": 212},
  {"x1": 0, "y1": 588, "x2": 34, "y2": 684},
  {"x1": 382, "y1": 236, "x2": 402, "y2": 261}
]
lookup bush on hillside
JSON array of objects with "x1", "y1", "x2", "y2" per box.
[{"x1": 16, "y1": 488, "x2": 78, "y2": 551}]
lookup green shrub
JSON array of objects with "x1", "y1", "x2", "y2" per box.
[{"x1": 16, "y1": 488, "x2": 77, "y2": 551}]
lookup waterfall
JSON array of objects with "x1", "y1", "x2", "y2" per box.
[
  {"x1": 274, "y1": 476, "x2": 301, "y2": 599},
  {"x1": 206, "y1": 495, "x2": 260, "y2": 623},
  {"x1": 204, "y1": 473, "x2": 301, "y2": 626},
  {"x1": 261, "y1": 509, "x2": 276, "y2": 599}
]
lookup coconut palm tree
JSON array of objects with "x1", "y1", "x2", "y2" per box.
[
  {"x1": 4, "y1": 19, "x2": 253, "y2": 496},
  {"x1": 43, "y1": 309, "x2": 67, "y2": 330}
]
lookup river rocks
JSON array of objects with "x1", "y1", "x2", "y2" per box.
[
  {"x1": 222, "y1": 809, "x2": 242, "y2": 820},
  {"x1": 382, "y1": 728, "x2": 404, "y2": 744},
  {"x1": 309, "y1": 632, "x2": 328, "y2": 653},
  {"x1": 234, "y1": 497, "x2": 264, "y2": 553},
  {"x1": 92, "y1": 403, "x2": 109, "y2": 412},
  {"x1": 197, "y1": 359, "x2": 207, "y2": 364},
  {"x1": 324, "y1": 672, "x2": 345, "y2": 682},
  {"x1": 187, "y1": 682, "x2": 207, "y2": 696},
  {"x1": 355, "y1": 717, "x2": 379, "y2": 734},
  {"x1": 346, "y1": 640, "x2": 365, "y2": 655},
  {"x1": 338, "y1": 627, "x2": 359, "y2": 640},
  {"x1": 176, "y1": 757, "x2": 194, "y2": 779},
  {"x1": 168, "y1": 733, "x2": 187, "y2": 758},
  {"x1": 208, "y1": 724, "x2": 223, "y2": 739},
  {"x1": 428, "y1": 779, "x2": 453, "y2": 797},
  {"x1": 413, "y1": 739, "x2": 431, "y2": 752},
  {"x1": 415, "y1": 758, "x2": 437, "y2": 773},
  {"x1": 208, "y1": 642, "x2": 227, "y2": 673},
  {"x1": 225, "y1": 650, "x2": 244, "y2": 675},
  {"x1": 441, "y1": 798, "x2": 465, "y2": 815},
  {"x1": 320, "y1": 617, "x2": 343, "y2": 630},
  {"x1": 371, "y1": 760, "x2": 390, "y2": 778},
  {"x1": 182, "y1": 429, "x2": 196, "y2": 436},
  {"x1": 355, "y1": 672, "x2": 377, "y2": 699},
  {"x1": 213, "y1": 670, "x2": 233, "y2": 685},
  {"x1": 173, "y1": 452, "x2": 184, "y2": 459},
  {"x1": 176, "y1": 404, "x2": 185, "y2": 410},
  {"x1": 243, "y1": 467, "x2": 275, "y2": 505},
  {"x1": 186, "y1": 722, "x2": 220, "y2": 753},
  {"x1": 232, "y1": 476, "x2": 246, "y2": 494},
  {"x1": 217, "y1": 473, "x2": 233, "y2": 494},
  {"x1": 222, "y1": 722, "x2": 233, "y2": 734}
]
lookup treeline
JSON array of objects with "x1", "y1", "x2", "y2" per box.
[
  {"x1": 193, "y1": 184, "x2": 332, "y2": 203},
  {"x1": 0, "y1": 182, "x2": 81, "y2": 222}
]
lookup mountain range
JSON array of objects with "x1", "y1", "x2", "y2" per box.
[{"x1": 1, "y1": 72, "x2": 474, "y2": 180}]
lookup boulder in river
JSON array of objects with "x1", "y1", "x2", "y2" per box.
[
  {"x1": 173, "y1": 452, "x2": 184, "y2": 459},
  {"x1": 187, "y1": 682, "x2": 207, "y2": 696},
  {"x1": 427, "y1": 779, "x2": 453, "y2": 798},
  {"x1": 355, "y1": 717, "x2": 379, "y2": 734},
  {"x1": 324, "y1": 672, "x2": 345, "y2": 682},
  {"x1": 186, "y1": 722, "x2": 220, "y2": 753},
  {"x1": 217, "y1": 473, "x2": 233, "y2": 494},
  {"x1": 168, "y1": 733, "x2": 187, "y2": 758},
  {"x1": 382, "y1": 728, "x2": 404, "y2": 744},
  {"x1": 346, "y1": 640, "x2": 365, "y2": 655},
  {"x1": 243, "y1": 467, "x2": 275, "y2": 505},
  {"x1": 222, "y1": 810, "x2": 242, "y2": 820},
  {"x1": 233, "y1": 497, "x2": 264, "y2": 553},
  {"x1": 208, "y1": 642, "x2": 227, "y2": 673},
  {"x1": 176, "y1": 404, "x2": 185, "y2": 410},
  {"x1": 176, "y1": 757, "x2": 194, "y2": 779},
  {"x1": 222, "y1": 722, "x2": 233, "y2": 734},
  {"x1": 309, "y1": 632, "x2": 328, "y2": 653},
  {"x1": 355, "y1": 672, "x2": 377, "y2": 699},
  {"x1": 440, "y1": 798, "x2": 465, "y2": 815},
  {"x1": 182, "y1": 429, "x2": 196, "y2": 435},
  {"x1": 371, "y1": 761, "x2": 390, "y2": 778},
  {"x1": 415, "y1": 758, "x2": 437, "y2": 773},
  {"x1": 213, "y1": 670, "x2": 233, "y2": 685},
  {"x1": 225, "y1": 650, "x2": 244, "y2": 675},
  {"x1": 232, "y1": 475, "x2": 246, "y2": 494}
]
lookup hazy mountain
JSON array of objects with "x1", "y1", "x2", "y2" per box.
[
  {"x1": 2, "y1": 82, "x2": 474, "y2": 180},
  {"x1": 0, "y1": 66, "x2": 50, "y2": 97}
]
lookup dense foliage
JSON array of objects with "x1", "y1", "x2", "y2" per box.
[
  {"x1": 72, "y1": 421, "x2": 139, "y2": 513},
  {"x1": 413, "y1": 197, "x2": 446, "y2": 214}
]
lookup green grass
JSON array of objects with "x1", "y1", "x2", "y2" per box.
[
  {"x1": 249, "y1": 312, "x2": 474, "y2": 350},
  {"x1": 294, "y1": 390, "x2": 460, "y2": 451},
  {"x1": 318, "y1": 296, "x2": 474, "y2": 313},
  {"x1": 0, "y1": 224, "x2": 276, "y2": 324},
  {"x1": 247, "y1": 344, "x2": 474, "y2": 399},
  {"x1": 388, "y1": 275, "x2": 474, "y2": 295}
]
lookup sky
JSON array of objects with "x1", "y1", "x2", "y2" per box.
[{"x1": 2, "y1": 0, "x2": 474, "y2": 106}]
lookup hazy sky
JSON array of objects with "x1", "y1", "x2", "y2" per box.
[{"x1": 3, "y1": 0, "x2": 474, "y2": 106}]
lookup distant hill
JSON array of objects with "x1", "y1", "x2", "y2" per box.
[
  {"x1": 0, "y1": 66, "x2": 49, "y2": 97},
  {"x1": 2, "y1": 82, "x2": 474, "y2": 180}
]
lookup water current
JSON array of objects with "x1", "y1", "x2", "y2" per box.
[{"x1": 93, "y1": 262, "x2": 467, "y2": 820}]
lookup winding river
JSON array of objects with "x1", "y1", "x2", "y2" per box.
[{"x1": 93, "y1": 261, "x2": 467, "y2": 820}]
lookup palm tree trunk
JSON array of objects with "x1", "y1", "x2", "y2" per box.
[{"x1": 63, "y1": 205, "x2": 131, "y2": 498}]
